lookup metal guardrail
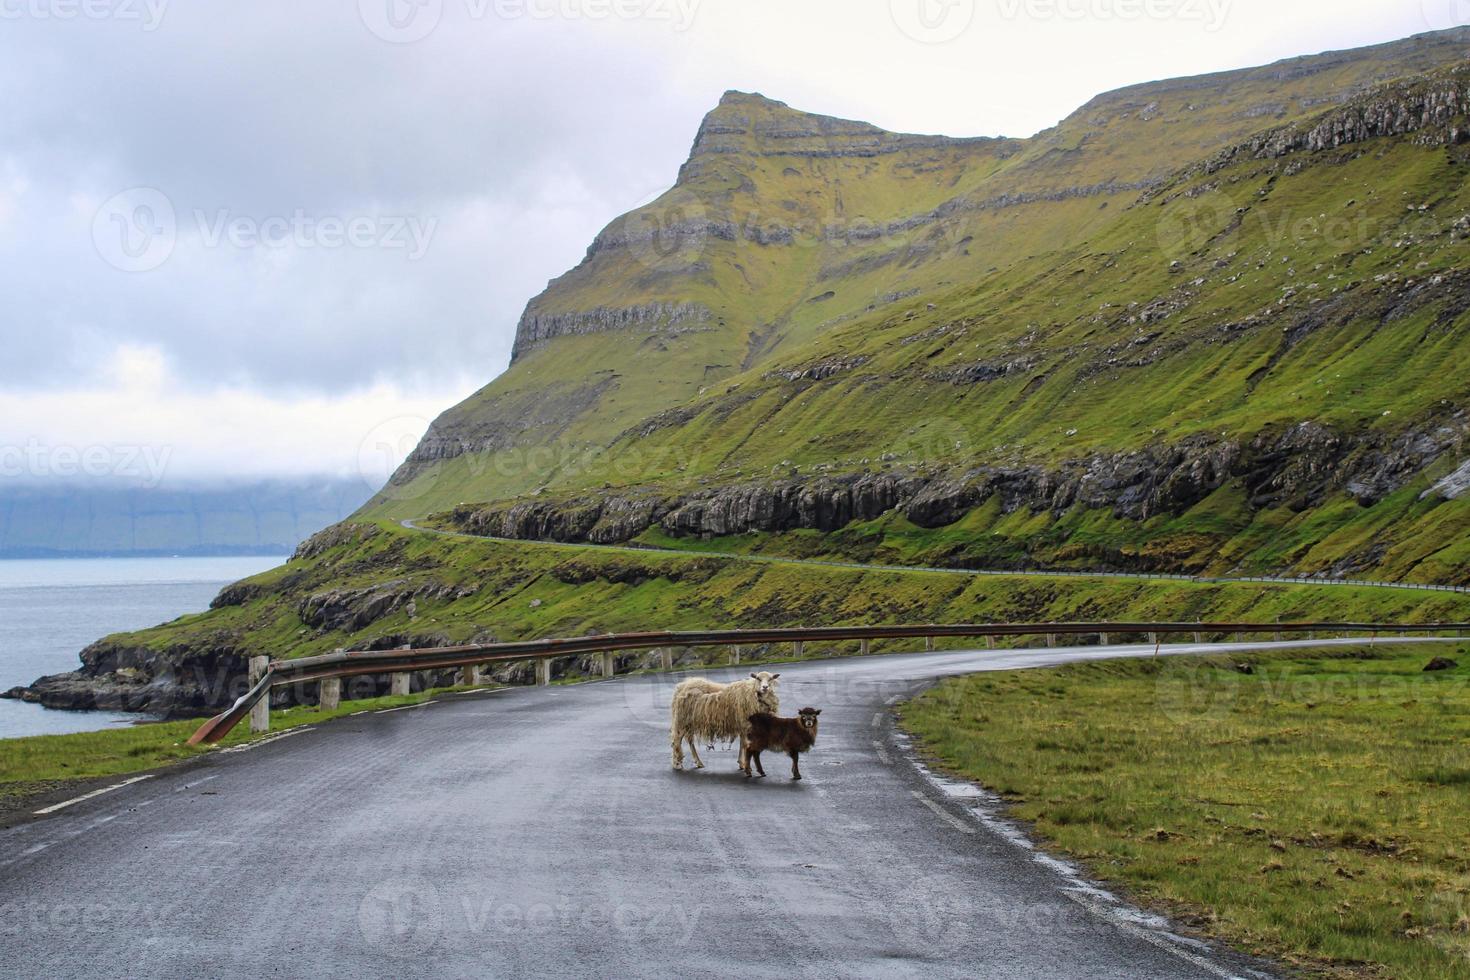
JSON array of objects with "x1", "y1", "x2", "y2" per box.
[{"x1": 186, "y1": 620, "x2": 1470, "y2": 746}]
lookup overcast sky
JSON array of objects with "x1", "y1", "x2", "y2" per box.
[{"x1": 1, "y1": 0, "x2": 1459, "y2": 491}]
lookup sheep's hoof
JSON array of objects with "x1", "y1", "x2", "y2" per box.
[{"x1": 792, "y1": 774, "x2": 802, "y2": 781}]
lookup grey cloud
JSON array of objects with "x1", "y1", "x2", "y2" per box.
[{"x1": 0, "y1": 2, "x2": 712, "y2": 396}]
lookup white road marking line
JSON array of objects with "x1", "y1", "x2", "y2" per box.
[
  {"x1": 898, "y1": 732, "x2": 1249, "y2": 977},
  {"x1": 34, "y1": 775, "x2": 155, "y2": 816},
  {"x1": 885, "y1": 694, "x2": 904, "y2": 706},
  {"x1": 219, "y1": 727, "x2": 314, "y2": 754},
  {"x1": 910, "y1": 791, "x2": 976, "y2": 834},
  {"x1": 1059, "y1": 891, "x2": 1247, "y2": 980},
  {"x1": 377, "y1": 700, "x2": 438, "y2": 714},
  {"x1": 175, "y1": 775, "x2": 220, "y2": 793},
  {"x1": 872, "y1": 740, "x2": 891, "y2": 765}
]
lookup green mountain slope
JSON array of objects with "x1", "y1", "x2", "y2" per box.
[
  {"x1": 14, "y1": 30, "x2": 1470, "y2": 719},
  {"x1": 370, "y1": 30, "x2": 1470, "y2": 585}
]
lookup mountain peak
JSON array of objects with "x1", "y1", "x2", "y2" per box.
[
  {"x1": 717, "y1": 89, "x2": 788, "y2": 109},
  {"x1": 680, "y1": 89, "x2": 993, "y2": 183}
]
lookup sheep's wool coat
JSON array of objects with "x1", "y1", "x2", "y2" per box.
[{"x1": 670, "y1": 676, "x2": 779, "y2": 748}]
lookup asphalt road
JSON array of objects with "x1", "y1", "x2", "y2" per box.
[
  {"x1": 400, "y1": 518, "x2": 1470, "y2": 598},
  {"x1": 7, "y1": 638, "x2": 1422, "y2": 979}
]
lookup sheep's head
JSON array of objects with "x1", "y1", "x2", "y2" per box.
[
  {"x1": 798, "y1": 707, "x2": 821, "y2": 733},
  {"x1": 750, "y1": 671, "x2": 780, "y2": 706}
]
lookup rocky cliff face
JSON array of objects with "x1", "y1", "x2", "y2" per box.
[
  {"x1": 441, "y1": 414, "x2": 1470, "y2": 557},
  {"x1": 511, "y1": 302, "x2": 714, "y2": 360}
]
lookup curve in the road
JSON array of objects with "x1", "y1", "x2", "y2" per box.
[
  {"x1": 6, "y1": 638, "x2": 1432, "y2": 978},
  {"x1": 401, "y1": 518, "x2": 1470, "y2": 597}
]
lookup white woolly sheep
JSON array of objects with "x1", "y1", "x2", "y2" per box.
[{"x1": 670, "y1": 671, "x2": 780, "y2": 772}]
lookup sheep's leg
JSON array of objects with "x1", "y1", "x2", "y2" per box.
[
  {"x1": 790, "y1": 751, "x2": 802, "y2": 781},
  {"x1": 686, "y1": 735, "x2": 705, "y2": 770},
  {"x1": 751, "y1": 749, "x2": 765, "y2": 777},
  {"x1": 671, "y1": 729, "x2": 684, "y2": 770},
  {"x1": 737, "y1": 735, "x2": 749, "y2": 775}
]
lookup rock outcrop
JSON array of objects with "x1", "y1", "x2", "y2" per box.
[
  {"x1": 442, "y1": 416, "x2": 1467, "y2": 547},
  {"x1": 512, "y1": 302, "x2": 714, "y2": 360}
]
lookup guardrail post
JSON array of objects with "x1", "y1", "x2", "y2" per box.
[
  {"x1": 536, "y1": 659, "x2": 551, "y2": 687},
  {"x1": 249, "y1": 656, "x2": 270, "y2": 734},
  {"x1": 860, "y1": 638, "x2": 871, "y2": 656},
  {"x1": 390, "y1": 672, "x2": 411, "y2": 697},
  {"x1": 1046, "y1": 634, "x2": 1057, "y2": 648},
  {"x1": 986, "y1": 636, "x2": 995, "y2": 650},
  {"x1": 319, "y1": 677, "x2": 341, "y2": 712},
  {"x1": 1099, "y1": 632, "x2": 1110, "y2": 646},
  {"x1": 460, "y1": 665, "x2": 482, "y2": 688},
  {"x1": 731, "y1": 645, "x2": 742, "y2": 665},
  {"x1": 925, "y1": 636, "x2": 935, "y2": 652},
  {"x1": 660, "y1": 648, "x2": 674, "y2": 671},
  {"x1": 1148, "y1": 632, "x2": 1158, "y2": 645},
  {"x1": 793, "y1": 641, "x2": 805, "y2": 658},
  {"x1": 1194, "y1": 625, "x2": 1204, "y2": 643},
  {"x1": 601, "y1": 652, "x2": 616, "y2": 678}
]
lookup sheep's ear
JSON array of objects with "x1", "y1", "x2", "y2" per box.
[
  {"x1": 813, "y1": 709, "x2": 821, "y2": 715},
  {"x1": 750, "y1": 673, "x2": 759, "y2": 680},
  {"x1": 771, "y1": 673, "x2": 780, "y2": 680}
]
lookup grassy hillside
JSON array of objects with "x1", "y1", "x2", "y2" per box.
[
  {"x1": 13, "y1": 32, "x2": 1470, "y2": 717},
  {"x1": 366, "y1": 31, "x2": 1470, "y2": 587},
  {"x1": 55, "y1": 520, "x2": 1470, "y2": 686}
]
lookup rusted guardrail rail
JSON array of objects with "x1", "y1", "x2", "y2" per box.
[{"x1": 186, "y1": 620, "x2": 1470, "y2": 746}]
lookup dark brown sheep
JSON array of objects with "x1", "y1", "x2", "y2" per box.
[{"x1": 745, "y1": 708, "x2": 821, "y2": 780}]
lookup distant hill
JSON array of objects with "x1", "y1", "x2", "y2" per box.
[
  {"x1": 0, "y1": 480, "x2": 375, "y2": 558},
  {"x1": 367, "y1": 28, "x2": 1470, "y2": 583}
]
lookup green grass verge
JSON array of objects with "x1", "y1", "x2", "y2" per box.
[
  {"x1": 0, "y1": 685, "x2": 488, "y2": 808},
  {"x1": 901, "y1": 644, "x2": 1470, "y2": 978}
]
